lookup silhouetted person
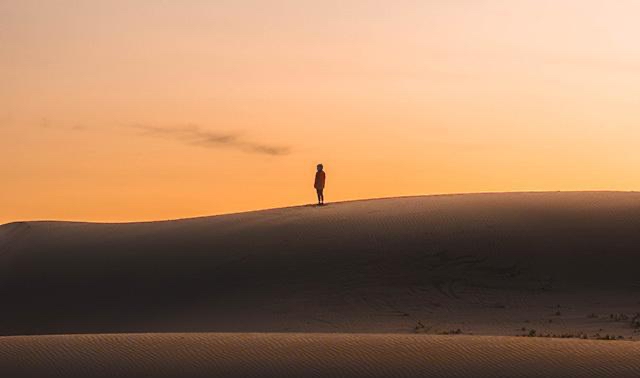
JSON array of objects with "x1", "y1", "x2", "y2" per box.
[{"x1": 314, "y1": 164, "x2": 326, "y2": 205}]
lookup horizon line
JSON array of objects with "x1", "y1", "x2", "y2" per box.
[{"x1": 2, "y1": 190, "x2": 638, "y2": 227}]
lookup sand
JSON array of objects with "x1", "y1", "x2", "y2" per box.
[
  {"x1": 1, "y1": 192, "x2": 640, "y2": 376},
  {"x1": 2, "y1": 333, "x2": 640, "y2": 377}
]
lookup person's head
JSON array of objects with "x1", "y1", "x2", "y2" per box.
[{"x1": 317, "y1": 164, "x2": 324, "y2": 172}]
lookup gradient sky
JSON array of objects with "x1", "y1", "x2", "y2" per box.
[{"x1": 2, "y1": 0, "x2": 640, "y2": 223}]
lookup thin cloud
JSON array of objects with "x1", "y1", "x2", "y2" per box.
[
  {"x1": 37, "y1": 118, "x2": 88, "y2": 131},
  {"x1": 132, "y1": 124, "x2": 291, "y2": 156}
]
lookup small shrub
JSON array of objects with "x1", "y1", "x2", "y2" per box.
[
  {"x1": 610, "y1": 313, "x2": 629, "y2": 322},
  {"x1": 631, "y1": 314, "x2": 640, "y2": 329},
  {"x1": 440, "y1": 328, "x2": 463, "y2": 335},
  {"x1": 592, "y1": 333, "x2": 623, "y2": 341}
]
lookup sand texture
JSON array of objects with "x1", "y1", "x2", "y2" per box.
[
  {"x1": 1, "y1": 333, "x2": 640, "y2": 377},
  {"x1": 1, "y1": 192, "x2": 640, "y2": 376}
]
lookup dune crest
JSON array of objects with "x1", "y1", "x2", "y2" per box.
[{"x1": 0, "y1": 192, "x2": 639, "y2": 337}]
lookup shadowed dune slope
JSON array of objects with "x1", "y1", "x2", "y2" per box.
[
  {"x1": 2, "y1": 333, "x2": 640, "y2": 378},
  {"x1": 1, "y1": 192, "x2": 640, "y2": 336}
]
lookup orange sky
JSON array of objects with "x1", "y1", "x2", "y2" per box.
[{"x1": 2, "y1": 0, "x2": 640, "y2": 224}]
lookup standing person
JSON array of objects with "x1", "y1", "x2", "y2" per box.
[{"x1": 314, "y1": 164, "x2": 326, "y2": 205}]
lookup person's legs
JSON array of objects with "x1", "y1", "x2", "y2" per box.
[
  {"x1": 319, "y1": 189, "x2": 324, "y2": 204},
  {"x1": 316, "y1": 189, "x2": 322, "y2": 205}
]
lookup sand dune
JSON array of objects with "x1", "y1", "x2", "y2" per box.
[
  {"x1": 2, "y1": 333, "x2": 640, "y2": 377},
  {"x1": 1, "y1": 192, "x2": 640, "y2": 338},
  {"x1": 2, "y1": 192, "x2": 640, "y2": 376}
]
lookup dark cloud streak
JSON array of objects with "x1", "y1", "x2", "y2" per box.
[{"x1": 132, "y1": 124, "x2": 290, "y2": 156}]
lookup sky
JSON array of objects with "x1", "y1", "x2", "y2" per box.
[{"x1": 2, "y1": 0, "x2": 640, "y2": 223}]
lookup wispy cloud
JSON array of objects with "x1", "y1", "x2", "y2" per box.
[
  {"x1": 131, "y1": 124, "x2": 291, "y2": 156},
  {"x1": 38, "y1": 118, "x2": 88, "y2": 131}
]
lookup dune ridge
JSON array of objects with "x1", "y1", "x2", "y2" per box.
[
  {"x1": 1, "y1": 192, "x2": 640, "y2": 337},
  {"x1": 2, "y1": 192, "x2": 640, "y2": 376}
]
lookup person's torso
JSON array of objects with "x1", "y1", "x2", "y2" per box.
[{"x1": 315, "y1": 171, "x2": 326, "y2": 188}]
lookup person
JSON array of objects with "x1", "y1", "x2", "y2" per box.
[{"x1": 314, "y1": 164, "x2": 326, "y2": 205}]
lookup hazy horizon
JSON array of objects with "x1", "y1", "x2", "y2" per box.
[{"x1": 3, "y1": 0, "x2": 640, "y2": 223}]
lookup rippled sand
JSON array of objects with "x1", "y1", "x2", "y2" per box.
[
  {"x1": 2, "y1": 192, "x2": 640, "y2": 376},
  {"x1": 2, "y1": 333, "x2": 640, "y2": 377}
]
